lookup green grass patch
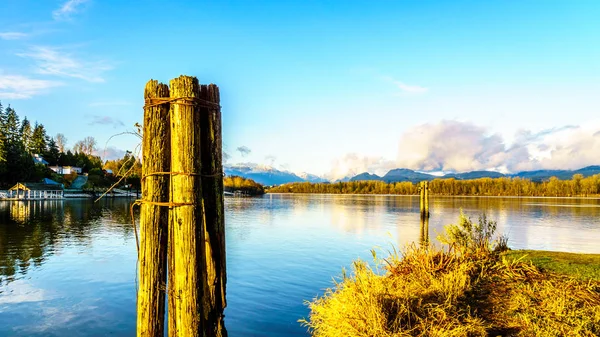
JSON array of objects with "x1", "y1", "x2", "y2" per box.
[{"x1": 503, "y1": 250, "x2": 600, "y2": 281}]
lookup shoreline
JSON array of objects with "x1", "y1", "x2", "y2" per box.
[{"x1": 266, "y1": 192, "x2": 600, "y2": 200}]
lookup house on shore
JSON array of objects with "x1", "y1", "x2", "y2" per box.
[
  {"x1": 8, "y1": 183, "x2": 64, "y2": 200},
  {"x1": 49, "y1": 166, "x2": 83, "y2": 175}
]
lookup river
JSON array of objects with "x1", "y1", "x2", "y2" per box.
[{"x1": 0, "y1": 194, "x2": 599, "y2": 336}]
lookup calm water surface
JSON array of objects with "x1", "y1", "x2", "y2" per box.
[{"x1": 1, "y1": 194, "x2": 599, "y2": 336}]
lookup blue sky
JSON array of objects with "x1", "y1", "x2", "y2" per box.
[{"x1": 1, "y1": 0, "x2": 599, "y2": 178}]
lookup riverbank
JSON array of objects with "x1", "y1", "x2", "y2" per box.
[
  {"x1": 302, "y1": 215, "x2": 600, "y2": 336},
  {"x1": 504, "y1": 250, "x2": 600, "y2": 281}
]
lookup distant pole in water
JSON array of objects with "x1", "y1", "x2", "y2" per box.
[
  {"x1": 424, "y1": 181, "x2": 430, "y2": 217},
  {"x1": 419, "y1": 181, "x2": 430, "y2": 219}
]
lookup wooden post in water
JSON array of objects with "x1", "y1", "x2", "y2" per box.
[
  {"x1": 424, "y1": 181, "x2": 430, "y2": 217},
  {"x1": 199, "y1": 84, "x2": 227, "y2": 336},
  {"x1": 137, "y1": 80, "x2": 170, "y2": 337},
  {"x1": 168, "y1": 75, "x2": 205, "y2": 336},
  {"x1": 419, "y1": 181, "x2": 425, "y2": 219}
]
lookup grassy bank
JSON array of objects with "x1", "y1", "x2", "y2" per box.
[
  {"x1": 503, "y1": 250, "x2": 600, "y2": 281},
  {"x1": 302, "y1": 213, "x2": 600, "y2": 336}
]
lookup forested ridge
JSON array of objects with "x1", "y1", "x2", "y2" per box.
[
  {"x1": 268, "y1": 175, "x2": 600, "y2": 197},
  {"x1": 224, "y1": 176, "x2": 265, "y2": 195},
  {"x1": 0, "y1": 100, "x2": 141, "y2": 189}
]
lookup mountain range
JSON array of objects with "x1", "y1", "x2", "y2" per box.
[{"x1": 224, "y1": 164, "x2": 600, "y2": 186}]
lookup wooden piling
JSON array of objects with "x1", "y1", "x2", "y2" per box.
[
  {"x1": 137, "y1": 80, "x2": 170, "y2": 337},
  {"x1": 168, "y1": 75, "x2": 205, "y2": 336},
  {"x1": 419, "y1": 182, "x2": 425, "y2": 218},
  {"x1": 199, "y1": 84, "x2": 227, "y2": 337},
  {"x1": 424, "y1": 181, "x2": 430, "y2": 217}
]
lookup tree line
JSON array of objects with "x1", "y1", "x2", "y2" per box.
[
  {"x1": 224, "y1": 176, "x2": 265, "y2": 195},
  {"x1": 0, "y1": 100, "x2": 141, "y2": 190},
  {"x1": 268, "y1": 175, "x2": 600, "y2": 197}
]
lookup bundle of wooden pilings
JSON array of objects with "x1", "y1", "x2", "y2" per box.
[
  {"x1": 137, "y1": 76, "x2": 227, "y2": 337},
  {"x1": 418, "y1": 181, "x2": 430, "y2": 244}
]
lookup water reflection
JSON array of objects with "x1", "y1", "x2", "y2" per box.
[
  {"x1": 0, "y1": 199, "x2": 135, "y2": 288},
  {"x1": 0, "y1": 195, "x2": 599, "y2": 337}
]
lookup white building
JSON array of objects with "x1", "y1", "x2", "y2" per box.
[{"x1": 49, "y1": 166, "x2": 83, "y2": 175}]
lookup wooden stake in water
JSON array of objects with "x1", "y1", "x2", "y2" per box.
[
  {"x1": 424, "y1": 181, "x2": 430, "y2": 217},
  {"x1": 199, "y1": 84, "x2": 227, "y2": 337},
  {"x1": 137, "y1": 80, "x2": 170, "y2": 337},
  {"x1": 168, "y1": 75, "x2": 205, "y2": 336}
]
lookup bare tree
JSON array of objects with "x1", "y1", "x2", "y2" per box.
[
  {"x1": 73, "y1": 136, "x2": 97, "y2": 156},
  {"x1": 55, "y1": 133, "x2": 67, "y2": 153}
]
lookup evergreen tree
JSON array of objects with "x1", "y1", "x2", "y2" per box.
[
  {"x1": 45, "y1": 138, "x2": 60, "y2": 165},
  {"x1": 20, "y1": 117, "x2": 33, "y2": 152},
  {"x1": 0, "y1": 101, "x2": 4, "y2": 163},
  {"x1": 31, "y1": 122, "x2": 48, "y2": 154},
  {"x1": 4, "y1": 106, "x2": 21, "y2": 145}
]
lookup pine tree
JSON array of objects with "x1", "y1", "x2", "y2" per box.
[
  {"x1": 31, "y1": 122, "x2": 48, "y2": 155},
  {"x1": 0, "y1": 101, "x2": 5, "y2": 163},
  {"x1": 45, "y1": 138, "x2": 60, "y2": 165},
  {"x1": 4, "y1": 106, "x2": 21, "y2": 145},
  {"x1": 20, "y1": 117, "x2": 33, "y2": 152}
]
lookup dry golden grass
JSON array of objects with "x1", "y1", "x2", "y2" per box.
[{"x1": 301, "y1": 213, "x2": 600, "y2": 337}]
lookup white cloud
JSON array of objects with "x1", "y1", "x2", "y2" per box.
[
  {"x1": 327, "y1": 120, "x2": 600, "y2": 179},
  {"x1": 380, "y1": 75, "x2": 428, "y2": 94},
  {"x1": 0, "y1": 32, "x2": 28, "y2": 40},
  {"x1": 0, "y1": 280, "x2": 52, "y2": 304},
  {"x1": 53, "y1": 0, "x2": 90, "y2": 21},
  {"x1": 393, "y1": 81, "x2": 428, "y2": 94},
  {"x1": 0, "y1": 74, "x2": 63, "y2": 99},
  {"x1": 327, "y1": 153, "x2": 396, "y2": 181},
  {"x1": 95, "y1": 146, "x2": 126, "y2": 160},
  {"x1": 18, "y1": 46, "x2": 112, "y2": 83},
  {"x1": 396, "y1": 120, "x2": 600, "y2": 173}
]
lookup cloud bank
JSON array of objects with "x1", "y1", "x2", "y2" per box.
[
  {"x1": 18, "y1": 46, "x2": 112, "y2": 83},
  {"x1": 396, "y1": 120, "x2": 600, "y2": 173},
  {"x1": 327, "y1": 120, "x2": 600, "y2": 180},
  {"x1": 0, "y1": 74, "x2": 62, "y2": 99}
]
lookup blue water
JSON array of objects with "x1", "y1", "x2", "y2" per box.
[{"x1": 0, "y1": 195, "x2": 599, "y2": 336}]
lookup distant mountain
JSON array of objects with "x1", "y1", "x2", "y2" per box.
[
  {"x1": 346, "y1": 166, "x2": 600, "y2": 183},
  {"x1": 349, "y1": 172, "x2": 382, "y2": 182},
  {"x1": 445, "y1": 171, "x2": 506, "y2": 180},
  {"x1": 224, "y1": 164, "x2": 323, "y2": 186},
  {"x1": 511, "y1": 169, "x2": 570, "y2": 182},
  {"x1": 382, "y1": 169, "x2": 435, "y2": 183},
  {"x1": 297, "y1": 172, "x2": 329, "y2": 183},
  {"x1": 511, "y1": 165, "x2": 600, "y2": 182}
]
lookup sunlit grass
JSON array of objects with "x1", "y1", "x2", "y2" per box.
[
  {"x1": 301, "y1": 212, "x2": 600, "y2": 336},
  {"x1": 503, "y1": 250, "x2": 600, "y2": 281}
]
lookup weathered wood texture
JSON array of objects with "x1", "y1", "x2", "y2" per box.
[
  {"x1": 168, "y1": 76, "x2": 205, "y2": 336},
  {"x1": 199, "y1": 84, "x2": 227, "y2": 337},
  {"x1": 137, "y1": 80, "x2": 170, "y2": 337}
]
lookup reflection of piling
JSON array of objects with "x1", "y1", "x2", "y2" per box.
[
  {"x1": 420, "y1": 215, "x2": 429, "y2": 246},
  {"x1": 419, "y1": 181, "x2": 430, "y2": 219},
  {"x1": 419, "y1": 181, "x2": 430, "y2": 245}
]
